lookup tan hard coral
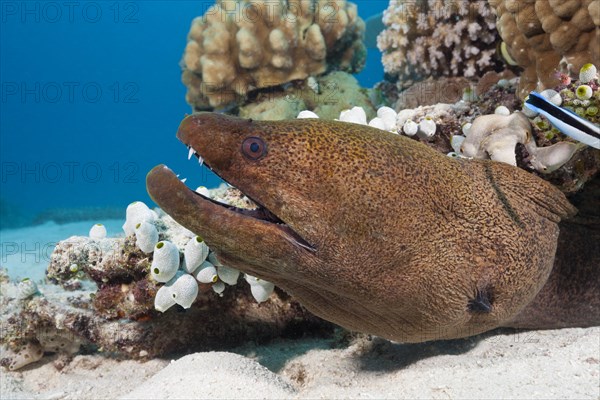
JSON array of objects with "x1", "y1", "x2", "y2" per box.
[
  {"x1": 182, "y1": 0, "x2": 366, "y2": 109},
  {"x1": 377, "y1": 0, "x2": 501, "y2": 88},
  {"x1": 489, "y1": 0, "x2": 600, "y2": 98}
]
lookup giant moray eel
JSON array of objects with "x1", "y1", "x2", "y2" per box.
[{"x1": 147, "y1": 113, "x2": 599, "y2": 342}]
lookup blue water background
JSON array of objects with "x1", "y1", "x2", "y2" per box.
[{"x1": 0, "y1": 1, "x2": 387, "y2": 228}]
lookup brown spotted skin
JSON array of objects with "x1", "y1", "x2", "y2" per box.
[{"x1": 147, "y1": 113, "x2": 579, "y2": 342}]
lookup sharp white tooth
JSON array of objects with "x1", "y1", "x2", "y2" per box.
[
  {"x1": 198, "y1": 156, "x2": 204, "y2": 166},
  {"x1": 188, "y1": 147, "x2": 195, "y2": 160},
  {"x1": 181, "y1": 178, "x2": 187, "y2": 183}
]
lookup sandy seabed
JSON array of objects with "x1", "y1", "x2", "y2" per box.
[
  {"x1": 2, "y1": 326, "x2": 599, "y2": 400},
  {"x1": 1, "y1": 221, "x2": 599, "y2": 399}
]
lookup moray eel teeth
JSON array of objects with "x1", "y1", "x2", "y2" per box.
[{"x1": 180, "y1": 121, "x2": 316, "y2": 252}]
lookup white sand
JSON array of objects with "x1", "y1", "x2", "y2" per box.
[{"x1": 2, "y1": 327, "x2": 598, "y2": 399}]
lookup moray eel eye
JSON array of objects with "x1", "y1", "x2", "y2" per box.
[{"x1": 242, "y1": 137, "x2": 267, "y2": 160}]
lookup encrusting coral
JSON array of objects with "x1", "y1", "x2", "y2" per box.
[
  {"x1": 238, "y1": 71, "x2": 376, "y2": 121},
  {"x1": 488, "y1": 0, "x2": 600, "y2": 98},
  {"x1": 182, "y1": 0, "x2": 366, "y2": 109},
  {"x1": 377, "y1": 0, "x2": 502, "y2": 88}
]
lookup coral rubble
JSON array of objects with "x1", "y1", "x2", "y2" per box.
[
  {"x1": 488, "y1": 0, "x2": 600, "y2": 98},
  {"x1": 182, "y1": 0, "x2": 366, "y2": 110}
]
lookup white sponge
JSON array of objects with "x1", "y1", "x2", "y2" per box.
[
  {"x1": 135, "y1": 221, "x2": 159, "y2": 254},
  {"x1": 217, "y1": 265, "x2": 240, "y2": 285},
  {"x1": 183, "y1": 236, "x2": 209, "y2": 273},
  {"x1": 339, "y1": 106, "x2": 367, "y2": 125},
  {"x1": 193, "y1": 260, "x2": 218, "y2": 283},
  {"x1": 245, "y1": 274, "x2": 275, "y2": 303},
  {"x1": 151, "y1": 241, "x2": 180, "y2": 282},
  {"x1": 89, "y1": 223, "x2": 107, "y2": 240},
  {"x1": 170, "y1": 273, "x2": 199, "y2": 309},
  {"x1": 122, "y1": 201, "x2": 157, "y2": 236}
]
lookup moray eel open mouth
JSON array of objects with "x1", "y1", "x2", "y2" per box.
[
  {"x1": 183, "y1": 145, "x2": 284, "y2": 225},
  {"x1": 146, "y1": 113, "x2": 316, "y2": 255}
]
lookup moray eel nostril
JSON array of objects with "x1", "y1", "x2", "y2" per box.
[{"x1": 147, "y1": 112, "x2": 598, "y2": 343}]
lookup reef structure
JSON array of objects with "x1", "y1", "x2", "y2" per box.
[
  {"x1": 488, "y1": 0, "x2": 600, "y2": 98},
  {"x1": 377, "y1": 0, "x2": 502, "y2": 89},
  {"x1": 0, "y1": 192, "x2": 332, "y2": 371},
  {"x1": 182, "y1": 0, "x2": 366, "y2": 110}
]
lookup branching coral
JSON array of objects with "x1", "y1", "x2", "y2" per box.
[
  {"x1": 488, "y1": 0, "x2": 600, "y2": 98},
  {"x1": 377, "y1": 0, "x2": 502, "y2": 87},
  {"x1": 182, "y1": 0, "x2": 366, "y2": 109}
]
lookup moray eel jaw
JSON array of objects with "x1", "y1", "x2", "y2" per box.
[
  {"x1": 146, "y1": 163, "x2": 315, "y2": 268},
  {"x1": 147, "y1": 113, "x2": 318, "y2": 285},
  {"x1": 148, "y1": 113, "x2": 576, "y2": 343}
]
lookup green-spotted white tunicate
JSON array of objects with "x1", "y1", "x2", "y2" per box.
[
  {"x1": 122, "y1": 201, "x2": 157, "y2": 236},
  {"x1": 151, "y1": 241, "x2": 180, "y2": 282},
  {"x1": 183, "y1": 236, "x2": 209, "y2": 273},
  {"x1": 217, "y1": 265, "x2": 240, "y2": 285},
  {"x1": 576, "y1": 85, "x2": 593, "y2": 100},
  {"x1": 154, "y1": 284, "x2": 177, "y2": 312},
  {"x1": 579, "y1": 63, "x2": 597, "y2": 84},
  {"x1": 89, "y1": 223, "x2": 107, "y2": 240},
  {"x1": 170, "y1": 273, "x2": 199, "y2": 309},
  {"x1": 135, "y1": 221, "x2": 159, "y2": 254},
  {"x1": 192, "y1": 260, "x2": 218, "y2": 283},
  {"x1": 245, "y1": 274, "x2": 275, "y2": 303}
]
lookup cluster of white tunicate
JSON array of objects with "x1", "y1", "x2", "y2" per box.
[
  {"x1": 119, "y1": 201, "x2": 275, "y2": 311},
  {"x1": 245, "y1": 274, "x2": 275, "y2": 303},
  {"x1": 89, "y1": 223, "x2": 107, "y2": 240},
  {"x1": 298, "y1": 106, "x2": 443, "y2": 139},
  {"x1": 151, "y1": 241, "x2": 180, "y2": 282},
  {"x1": 151, "y1": 234, "x2": 258, "y2": 312},
  {"x1": 155, "y1": 272, "x2": 199, "y2": 311},
  {"x1": 336, "y1": 106, "x2": 403, "y2": 133},
  {"x1": 298, "y1": 106, "x2": 442, "y2": 142},
  {"x1": 122, "y1": 201, "x2": 157, "y2": 236}
]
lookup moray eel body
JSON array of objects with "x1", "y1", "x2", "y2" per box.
[{"x1": 147, "y1": 113, "x2": 596, "y2": 342}]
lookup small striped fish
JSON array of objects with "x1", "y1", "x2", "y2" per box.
[{"x1": 525, "y1": 92, "x2": 600, "y2": 149}]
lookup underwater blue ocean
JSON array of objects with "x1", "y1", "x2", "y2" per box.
[
  {"x1": 0, "y1": 0, "x2": 386, "y2": 229},
  {"x1": 1, "y1": 1, "x2": 599, "y2": 396}
]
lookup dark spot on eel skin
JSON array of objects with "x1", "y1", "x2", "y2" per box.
[{"x1": 468, "y1": 286, "x2": 494, "y2": 313}]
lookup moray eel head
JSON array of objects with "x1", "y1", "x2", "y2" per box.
[{"x1": 147, "y1": 112, "x2": 576, "y2": 342}]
